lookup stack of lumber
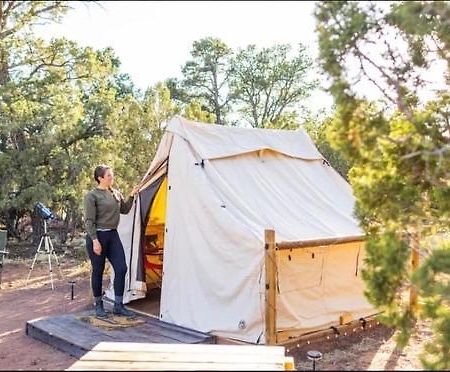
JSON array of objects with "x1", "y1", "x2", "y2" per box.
[{"x1": 66, "y1": 342, "x2": 295, "y2": 371}]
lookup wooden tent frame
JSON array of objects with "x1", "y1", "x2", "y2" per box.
[
  {"x1": 263, "y1": 229, "x2": 366, "y2": 345},
  {"x1": 264, "y1": 228, "x2": 420, "y2": 346}
]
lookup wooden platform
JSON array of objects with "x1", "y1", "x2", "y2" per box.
[
  {"x1": 126, "y1": 288, "x2": 161, "y2": 318},
  {"x1": 26, "y1": 312, "x2": 215, "y2": 359},
  {"x1": 66, "y1": 341, "x2": 295, "y2": 371}
]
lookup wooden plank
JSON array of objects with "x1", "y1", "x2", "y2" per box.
[
  {"x1": 265, "y1": 229, "x2": 277, "y2": 345},
  {"x1": 276, "y1": 235, "x2": 365, "y2": 250},
  {"x1": 126, "y1": 294, "x2": 160, "y2": 318},
  {"x1": 35, "y1": 316, "x2": 116, "y2": 341},
  {"x1": 70, "y1": 344, "x2": 295, "y2": 371},
  {"x1": 31, "y1": 313, "x2": 212, "y2": 344},
  {"x1": 103, "y1": 300, "x2": 214, "y2": 342},
  {"x1": 143, "y1": 315, "x2": 214, "y2": 340},
  {"x1": 27, "y1": 315, "x2": 117, "y2": 350},
  {"x1": 26, "y1": 317, "x2": 118, "y2": 357},
  {"x1": 135, "y1": 322, "x2": 209, "y2": 343},
  {"x1": 67, "y1": 359, "x2": 286, "y2": 371},
  {"x1": 92, "y1": 342, "x2": 285, "y2": 356},
  {"x1": 80, "y1": 350, "x2": 287, "y2": 364},
  {"x1": 26, "y1": 321, "x2": 88, "y2": 359},
  {"x1": 108, "y1": 323, "x2": 197, "y2": 344},
  {"x1": 27, "y1": 312, "x2": 215, "y2": 359},
  {"x1": 133, "y1": 315, "x2": 212, "y2": 341},
  {"x1": 214, "y1": 335, "x2": 247, "y2": 345}
]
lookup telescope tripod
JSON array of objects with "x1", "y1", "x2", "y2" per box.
[{"x1": 26, "y1": 219, "x2": 63, "y2": 290}]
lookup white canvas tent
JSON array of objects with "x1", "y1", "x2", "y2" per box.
[{"x1": 106, "y1": 116, "x2": 376, "y2": 344}]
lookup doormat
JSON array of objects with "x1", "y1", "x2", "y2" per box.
[{"x1": 78, "y1": 314, "x2": 145, "y2": 330}]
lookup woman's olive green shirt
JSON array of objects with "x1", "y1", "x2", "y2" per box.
[{"x1": 83, "y1": 188, "x2": 134, "y2": 240}]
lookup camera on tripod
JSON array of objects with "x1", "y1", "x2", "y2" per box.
[{"x1": 35, "y1": 202, "x2": 55, "y2": 220}]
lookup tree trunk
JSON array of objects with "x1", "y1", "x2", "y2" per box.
[
  {"x1": 31, "y1": 212, "x2": 43, "y2": 245},
  {"x1": 4, "y1": 207, "x2": 19, "y2": 239},
  {"x1": 0, "y1": 42, "x2": 10, "y2": 86},
  {"x1": 60, "y1": 208, "x2": 76, "y2": 245},
  {"x1": 60, "y1": 216, "x2": 69, "y2": 245}
]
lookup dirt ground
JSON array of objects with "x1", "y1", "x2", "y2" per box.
[
  {"x1": 0, "y1": 245, "x2": 431, "y2": 371},
  {"x1": 291, "y1": 319, "x2": 431, "y2": 370}
]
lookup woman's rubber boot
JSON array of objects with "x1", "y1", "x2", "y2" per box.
[
  {"x1": 95, "y1": 298, "x2": 108, "y2": 319},
  {"x1": 113, "y1": 302, "x2": 136, "y2": 318}
]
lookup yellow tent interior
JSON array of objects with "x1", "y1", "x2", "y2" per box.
[{"x1": 143, "y1": 177, "x2": 168, "y2": 289}]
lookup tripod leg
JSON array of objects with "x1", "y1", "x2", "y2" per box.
[
  {"x1": 45, "y1": 236, "x2": 54, "y2": 290},
  {"x1": 26, "y1": 236, "x2": 45, "y2": 287},
  {"x1": 48, "y1": 237, "x2": 63, "y2": 279}
]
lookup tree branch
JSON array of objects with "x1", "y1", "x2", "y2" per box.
[
  {"x1": 0, "y1": 2, "x2": 70, "y2": 39},
  {"x1": 355, "y1": 47, "x2": 414, "y2": 121}
]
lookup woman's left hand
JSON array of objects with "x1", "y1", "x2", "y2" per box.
[{"x1": 130, "y1": 185, "x2": 140, "y2": 197}]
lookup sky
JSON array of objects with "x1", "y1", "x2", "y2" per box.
[
  {"x1": 34, "y1": 1, "x2": 444, "y2": 117},
  {"x1": 34, "y1": 1, "x2": 334, "y2": 114}
]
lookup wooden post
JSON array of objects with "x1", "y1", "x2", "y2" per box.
[
  {"x1": 264, "y1": 229, "x2": 277, "y2": 345},
  {"x1": 410, "y1": 232, "x2": 420, "y2": 314}
]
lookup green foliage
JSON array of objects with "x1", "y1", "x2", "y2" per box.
[
  {"x1": 0, "y1": 0, "x2": 122, "y2": 238},
  {"x1": 0, "y1": 1, "x2": 320, "y2": 243},
  {"x1": 303, "y1": 115, "x2": 351, "y2": 179},
  {"x1": 362, "y1": 232, "x2": 410, "y2": 307},
  {"x1": 0, "y1": 2, "x2": 180, "y2": 242},
  {"x1": 109, "y1": 82, "x2": 179, "y2": 190},
  {"x1": 230, "y1": 44, "x2": 317, "y2": 128},
  {"x1": 183, "y1": 99, "x2": 215, "y2": 123},
  {"x1": 168, "y1": 38, "x2": 317, "y2": 129},
  {"x1": 315, "y1": 0, "x2": 450, "y2": 368},
  {"x1": 176, "y1": 37, "x2": 233, "y2": 125},
  {"x1": 414, "y1": 242, "x2": 450, "y2": 370}
]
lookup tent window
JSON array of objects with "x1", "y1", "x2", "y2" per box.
[{"x1": 277, "y1": 248, "x2": 325, "y2": 293}]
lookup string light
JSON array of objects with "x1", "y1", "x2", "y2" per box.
[
  {"x1": 282, "y1": 322, "x2": 382, "y2": 372},
  {"x1": 286, "y1": 318, "x2": 380, "y2": 353},
  {"x1": 280, "y1": 319, "x2": 381, "y2": 353}
]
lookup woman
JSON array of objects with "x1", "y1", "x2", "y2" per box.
[{"x1": 83, "y1": 165, "x2": 140, "y2": 318}]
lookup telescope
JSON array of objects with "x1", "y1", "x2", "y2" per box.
[
  {"x1": 35, "y1": 202, "x2": 55, "y2": 220},
  {"x1": 27, "y1": 202, "x2": 62, "y2": 290}
]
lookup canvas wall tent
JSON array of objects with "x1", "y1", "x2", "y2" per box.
[{"x1": 105, "y1": 116, "x2": 376, "y2": 344}]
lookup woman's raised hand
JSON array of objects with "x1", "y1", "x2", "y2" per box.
[{"x1": 130, "y1": 185, "x2": 140, "y2": 197}]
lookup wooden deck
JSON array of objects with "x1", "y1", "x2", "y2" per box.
[
  {"x1": 126, "y1": 289, "x2": 161, "y2": 318},
  {"x1": 66, "y1": 341, "x2": 295, "y2": 371},
  {"x1": 26, "y1": 311, "x2": 215, "y2": 359}
]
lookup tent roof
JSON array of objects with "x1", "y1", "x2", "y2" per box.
[{"x1": 166, "y1": 116, "x2": 323, "y2": 160}]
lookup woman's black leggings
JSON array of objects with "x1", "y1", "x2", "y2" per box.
[{"x1": 85, "y1": 230, "x2": 127, "y2": 298}]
